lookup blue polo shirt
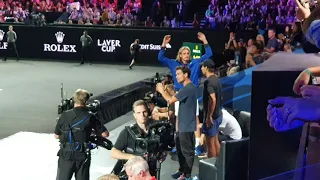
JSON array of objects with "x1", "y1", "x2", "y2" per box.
[{"x1": 158, "y1": 44, "x2": 213, "y2": 91}]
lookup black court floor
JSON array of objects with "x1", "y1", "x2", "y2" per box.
[{"x1": 0, "y1": 59, "x2": 167, "y2": 139}]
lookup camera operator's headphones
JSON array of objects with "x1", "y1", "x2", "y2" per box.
[{"x1": 84, "y1": 93, "x2": 93, "y2": 103}]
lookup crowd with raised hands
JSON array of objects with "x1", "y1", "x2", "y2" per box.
[{"x1": 204, "y1": 0, "x2": 305, "y2": 30}]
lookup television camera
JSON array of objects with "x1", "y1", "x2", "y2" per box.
[
  {"x1": 57, "y1": 83, "x2": 113, "y2": 151},
  {"x1": 57, "y1": 83, "x2": 100, "y2": 115},
  {"x1": 144, "y1": 73, "x2": 173, "y2": 106},
  {"x1": 145, "y1": 73, "x2": 173, "y2": 87},
  {"x1": 112, "y1": 120, "x2": 175, "y2": 180}
]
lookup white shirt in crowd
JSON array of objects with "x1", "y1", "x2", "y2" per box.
[
  {"x1": 219, "y1": 109, "x2": 242, "y2": 140},
  {"x1": 175, "y1": 100, "x2": 199, "y2": 116}
]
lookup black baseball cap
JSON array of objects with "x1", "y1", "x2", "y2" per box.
[{"x1": 200, "y1": 59, "x2": 215, "y2": 68}]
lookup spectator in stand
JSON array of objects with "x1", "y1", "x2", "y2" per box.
[
  {"x1": 171, "y1": 17, "x2": 180, "y2": 28},
  {"x1": 257, "y1": 15, "x2": 267, "y2": 35},
  {"x1": 132, "y1": 15, "x2": 141, "y2": 26},
  {"x1": 115, "y1": 17, "x2": 122, "y2": 26},
  {"x1": 92, "y1": 8, "x2": 101, "y2": 23},
  {"x1": 246, "y1": 39, "x2": 254, "y2": 54},
  {"x1": 122, "y1": 14, "x2": 132, "y2": 26},
  {"x1": 246, "y1": 17, "x2": 256, "y2": 30},
  {"x1": 162, "y1": 16, "x2": 170, "y2": 28},
  {"x1": 16, "y1": 7, "x2": 26, "y2": 20},
  {"x1": 101, "y1": 9, "x2": 109, "y2": 25},
  {"x1": 283, "y1": 43, "x2": 292, "y2": 52},
  {"x1": 278, "y1": 33, "x2": 286, "y2": 51},
  {"x1": 69, "y1": 8, "x2": 79, "y2": 21},
  {"x1": 282, "y1": 26, "x2": 293, "y2": 45},
  {"x1": 78, "y1": 19, "x2": 84, "y2": 24},
  {"x1": 224, "y1": 32, "x2": 237, "y2": 67},
  {"x1": 85, "y1": 19, "x2": 92, "y2": 25},
  {"x1": 177, "y1": 0, "x2": 183, "y2": 22},
  {"x1": 0, "y1": 12, "x2": 4, "y2": 22},
  {"x1": 245, "y1": 41, "x2": 265, "y2": 68},
  {"x1": 151, "y1": 0, "x2": 161, "y2": 25},
  {"x1": 145, "y1": 16, "x2": 152, "y2": 27},
  {"x1": 226, "y1": 60, "x2": 240, "y2": 76},
  {"x1": 204, "y1": 0, "x2": 297, "y2": 32},
  {"x1": 108, "y1": 8, "x2": 117, "y2": 24},
  {"x1": 256, "y1": 34, "x2": 265, "y2": 47},
  {"x1": 55, "y1": 19, "x2": 66, "y2": 24},
  {"x1": 0, "y1": 0, "x2": 304, "y2": 32},
  {"x1": 286, "y1": 11, "x2": 296, "y2": 25},
  {"x1": 39, "y1": 15, "x2": 46, "y2": 26},
  {"x1": 263, "y1": 29, "x2": 279, "y2": 59},
  {"x1": 132, "y1": 0, "x2": 142, "y2": 14},
  {"x1": 192, "y1": 14, "x2": 200, "y2": 29},
  {"x1": 205, "y1": 5, "x2": 215, "y2": 27},
  {"x1": 235, "y1": 39, "x2": 247, "y2": 67},
  {"x1": 226, "y1": 32, "x2": 238, "y2": 53},
  {"x1": 56, "y1": 2, "x2": 65, "y2": 12},
  {"x1": 289, "y1": 22, "x2": 304, "y2": 47},
  {"x1": 0, "y1": 0, "x2": 4, "y2": 9}
]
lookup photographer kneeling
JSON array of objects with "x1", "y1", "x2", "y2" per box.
[{"x1": 54, "y1": 89, "x2": 109, "y2": 180}]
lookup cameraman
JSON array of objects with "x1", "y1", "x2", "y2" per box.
[
  {"x1": 110, "y1": 100, "x2": 151, "y2": 161},
  {"x1": 54, "y1": 89, "x2": 109, "y2": 180}
]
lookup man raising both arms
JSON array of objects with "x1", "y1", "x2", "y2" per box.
[{"x1": 158, "y1": 32, "x2": 213, "y2": 91}]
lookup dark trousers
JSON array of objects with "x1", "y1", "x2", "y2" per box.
[
  {"x1": 81, "y1": 46, "x2": 91, "y2": 64},
  {"x1": 56, "y1": 157, "x2": 90, "y2": 180},
  {"x1": 4, "y1": 42, "x2": 19, "y2": 60},
  {"x1": 176, "y1": 131, "x2": 195, "y2": 178}
]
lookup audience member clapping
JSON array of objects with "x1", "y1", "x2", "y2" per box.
[
  {"x1": 245, "y1": 41, "x2": 265, "y2": 68},
  {"x1": 204, "y1": 0, "x2": 298, "y2": 31}
]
